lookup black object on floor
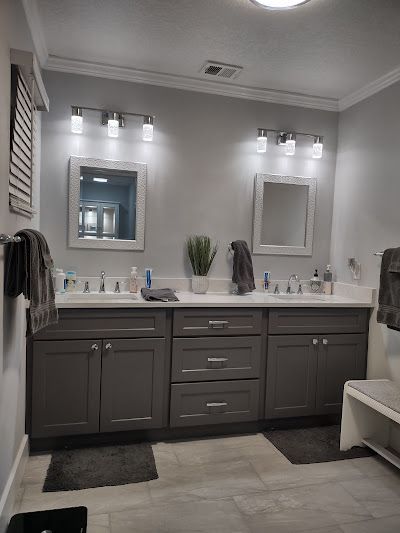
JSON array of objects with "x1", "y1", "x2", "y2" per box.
[
  {"x1": 7, "y1": 507, "x2": 87, "y2": 533},
  {"x1": 263, "y1": 424, "x2": 375, "y2": 464},
  {"x1": 43, "y1": 442, "x2": 158, "y2": 492}
]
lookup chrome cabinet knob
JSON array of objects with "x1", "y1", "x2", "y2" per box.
[
  {"x1": 312, "y1": 338, "x2": 319, "y2": 345},
  {"x1": 322, "y1": 338, "x2": 328, "y2": 345},
  {"x1": 105, "y1": 342, "x2": 112, "y2": 350},
  {"x1": 91, "y1": 343, "x2": 99, "y2": 351}
]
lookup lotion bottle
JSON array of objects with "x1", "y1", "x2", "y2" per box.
[
  {"x1": 323, "y1": 264, "x2": 333, "y2": 295},
  {"x1": 129, "y1": 267, "x2": 138, "y2": 293}
]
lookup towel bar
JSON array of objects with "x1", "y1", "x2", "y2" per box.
[
  {"x1": 0, "y1": 233, "x2": 22, "y2": 245},
  {"x1": 374, "y1": 252, "x2": 384, "y2": 256}
]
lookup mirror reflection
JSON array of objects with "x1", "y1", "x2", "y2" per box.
[
  {"x1": 79, "y1": 169, "x2": 137, "y2": 241},
  {"x1": 261, "y1": 182, "x2": 308, "y2": 247}
]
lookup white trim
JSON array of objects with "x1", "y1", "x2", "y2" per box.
[
  {"x1": 0, "y1": 436, "x2": 29, "y2": 533},
  {"x1": 339, "y1": 65, "x2": 400, "y2": 111},
  {"x1": 21, "y1": 0, "x2": 48, "y2": 67},
  {"x1": 45, "y1": 55, "x2": 339, "y2": 112}
]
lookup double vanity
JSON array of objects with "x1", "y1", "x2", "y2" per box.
[{"x1": 26, "y1": 287, "x2": 373, "y2": 449}]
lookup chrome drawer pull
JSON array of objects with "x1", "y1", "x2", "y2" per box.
[
  {"x1": 206, "y1": 401, "x2": 228, "y2": 408},
  {"x1": 208, "y1": 320, "x2": 229, "y2": 329},
  {"x1": 207, "y1": 357, "x2": 228, "y2": 363}
]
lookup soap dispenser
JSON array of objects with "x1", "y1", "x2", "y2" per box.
[
  {"x1": 129, "y1": 267, "x2": 138, "y2": 293},
  {"x1": 323, "y1": 265, "x2": 333, "y2": 295},
  {"x1": 310, "y1": 269, "x2": 321, "y2": 293}
]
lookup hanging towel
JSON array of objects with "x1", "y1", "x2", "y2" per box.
[
  {"x1": 377, "y1": 248, "x2": 400, "y2": 331},
  {"x1": 231, "y1": 240, "x2": 256, "y2": 295},
  {"x1": 5, "y1": 229, "x2": 58, "y2": 335},
  {"x1": 141, "y1": 288, "x2": 179, "y2": 302}
]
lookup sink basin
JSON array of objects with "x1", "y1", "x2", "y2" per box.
[
  {"x1": 272, "y1": 294, "x2": 325, "y2": 301},
  {"x1": 61, "y1": 292, "x2": 138, "y2": 301}
]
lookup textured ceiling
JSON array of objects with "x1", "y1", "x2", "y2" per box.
[{"x1": 37, "y1": 0, "x2": 400, "y2": 100}]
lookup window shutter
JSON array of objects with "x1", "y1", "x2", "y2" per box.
[{"x1": 9, "y1": 64, "x2": 36, "y2": 216}]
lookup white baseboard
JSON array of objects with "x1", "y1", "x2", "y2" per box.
[{"x1": 0, "y1": 436, "x2": 29, "y2": 533}]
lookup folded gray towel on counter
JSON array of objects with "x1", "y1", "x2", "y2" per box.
[
  {"x1": 231, "y1": 240, "x2": 256, "y2": 295},
  {"x1": 377, "y1": 248, "x2": 400, "y2": 331},
  {"x1": 141, "y1": 288, "x2": 179, "y2": 302},
  {"x1": 5, "y1": 229, "x2": 58, "y2": 335}
]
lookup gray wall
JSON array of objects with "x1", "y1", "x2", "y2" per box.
[
  {"x1": 41, "y1": 71, "x2": 338, "y2": 281},
  {"x1": 0, "y1": 0, "x2": 40, "y2": 525},
  {"x1": 330, "y1": 81, "x2": 400, "y2": 383}
]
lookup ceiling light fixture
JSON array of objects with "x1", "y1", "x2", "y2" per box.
[
  {"x1": 249, "y1": 0, "x2": 312, "y2": 10},
  {"x1": 257, "y1": 128, "x2": 267, "y2": 153},
  {"x1": 71, "y1": 107, "x2": 83, "y2": 134}
]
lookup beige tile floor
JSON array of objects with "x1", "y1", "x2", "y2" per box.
[{"x1": 15, "y1": 433, "x2": 400, "y2": 532}]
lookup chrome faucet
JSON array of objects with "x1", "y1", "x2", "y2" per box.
[
  {"x1": 99, "y1": 271, "x2": 106, "y2": 293},
  {"x1": 286, "y1": 274, "x2": 300, "y2": 294}
]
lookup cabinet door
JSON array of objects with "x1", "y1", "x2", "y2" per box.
[
  {"x1": 31, "y1": 340, "x2": 101, "y2": 438},
  {"x1": 266, "y1": 335, "x2": 318, "y2": 418},
  {"x1": 316, "y1": 334, "x2": 367, "y2": 414},
  {"x1": 100, "y1": 338, "x2": 165, "y2": 432}
]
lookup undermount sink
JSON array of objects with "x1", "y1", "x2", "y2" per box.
[
  {"x1": 272, "y1": 293, "x2": 325, "y2": 301},
  {"x1": 61, "y1": 292, "x2": 138, "y2": 301}
]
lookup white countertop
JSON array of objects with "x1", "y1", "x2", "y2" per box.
[{"x1": 55, "y1": 290, "x2": 374, "y2": 309}]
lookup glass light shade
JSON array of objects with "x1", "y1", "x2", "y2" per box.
[
  {"x1": 108, "y1": 119, "x2": 119, "y2": 138},
  {"x1": 71, "y1": 114, "x2": 83, "y2": 134},
  {"x1": 143, "y1": 123, "x2": 154, "y2": 142},
  {"x1": 312, "y1": 140, "x2": 323, "y2": 159},
  {"x1": 285, "y1": 139, "x2": 296, "y2": 156},
  {"x1": 250, "y1": 0, "x2": 311, "y2": 9},
  {"x1": 257, "y1": 136, "x2": 267, "y2": 153}
]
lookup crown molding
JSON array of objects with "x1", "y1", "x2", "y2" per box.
[
  {"x1": 339, "y1": 65, "x2": 400, "y2": 111},
  {"x1": 21, "y1": 0, "x2": 48, "y2": 66},
  {"x1": 45, "y1": 55, "x2": 339, "y2": 112}
]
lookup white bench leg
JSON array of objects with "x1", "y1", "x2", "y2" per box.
[{"x1": 340, "y1": 389, "x2": 391, "y2": 451}]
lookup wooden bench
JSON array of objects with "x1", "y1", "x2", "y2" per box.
[{"x1": 340, "y1": 379, "x2": 400, "y2": 469}]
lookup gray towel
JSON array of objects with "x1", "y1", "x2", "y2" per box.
[
  {"x1": 141, "y1": 288, "x2": 179, "y2": 302},
  {"x1": 231, "y1": 240, "x2": 256, "y2": 295},
  {"x1": 5, "y1": 229, "x2": 58, "y2": 335},
  {"x1": 377, "y1": 248, "x2": 400, "y2": 331}
]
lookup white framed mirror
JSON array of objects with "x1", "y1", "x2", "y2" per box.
[
  {"x1": 69, "y1": 156, "x2": 146, "y2": 250},
  {"x1": 252, "y1": 173, "x2": 316, "y2": 256}
]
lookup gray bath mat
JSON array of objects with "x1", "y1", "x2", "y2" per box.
[
  {"x1": 263, "y1": 424, "x2": 375, "y2": 464},
  {"x1": 43, "y1": 443, "x2": 158, "y2": 492}
]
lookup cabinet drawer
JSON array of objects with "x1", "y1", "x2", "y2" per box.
[
  {"x1": 173, "y1": 309, "x2": 262, "y2": 337},
  {"x1": 34, "y1": 308, "x2": 167, "y2": 339},
  {"x1": 269, "y1": 308, "x2": 368, "y2": 335},
  {"x1": 171, "y1": 337, "x2": 262, "y2": 382},
  {"x1": 170, "y1": 380, "x2": 259, "y2": 427}
]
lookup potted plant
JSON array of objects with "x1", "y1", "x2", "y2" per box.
[{"x1": 187, "y1": 235, "x2": 218, "y2": 294}]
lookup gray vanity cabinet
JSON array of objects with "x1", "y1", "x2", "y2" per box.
[
  {"x1": 100, "y1": 338, "x2": 165, "y2": 432},
  {"x1": 316, "y1": 333, "x2": 367, "y2": 414},
  {"x1": 31, "y1": 340, "x2": 102, "y2": 438},
  {"x1": 266, "y1": 335, "x2": 318, "y2": 418}
]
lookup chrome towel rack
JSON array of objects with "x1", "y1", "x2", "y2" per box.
[
  {"x1": 374, "y1": 252, "x2": 384, "y2": 256},
  {"x1": 0, "y1": 234, "x2": 22, "y2": 245}
]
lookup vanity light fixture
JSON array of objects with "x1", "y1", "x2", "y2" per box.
[
  {"x1": 71, "y1": 107, "x2": 83, "y2": 134},
  {"x1": 249, "y1": 0, "x2": 312, "y2": 10},
  {"x1": 257, "y1": 128, "x2": 267, "y2": 153},
  {"x1": 312, "y1": 136, "x2": 323, "y2": 159},
  {"x1": 70, "y1": 106, "x2": 155, "y2": 142},
  {"x1": 143, "y1": 116, "x2": 154, "y2": 142},
  {"x1": 285, "y1": 132, "x2": 296, "y2": 156},
  {"x1": 256, "y1": 128, "x2": 324, "y2": 158}
]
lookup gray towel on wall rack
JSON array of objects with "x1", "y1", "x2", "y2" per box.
[
  {"x1": 231, "y1": 240, "x2": 256, "y2": 295},
  {"x1": 377, "y1": 247, "x2": 400, "y2": 331},
  {"x1": 5, "y1": 229, "x2": 58, "y2": 335}
]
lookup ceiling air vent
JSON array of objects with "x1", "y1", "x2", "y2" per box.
[{"x1": 200, "y1": 61, "x2": 243, "y2": 80}]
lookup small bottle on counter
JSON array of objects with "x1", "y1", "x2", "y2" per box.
[
  {"x1": 145, "y1": 267, "x2": 152, "y2": 289},
  {"x1": 54, "y1": 268, "x2": 66, "y2": 293},
  {"x1": 129, "y1": 267, "x2": 138, "y2": 293},
  {"x1": 263, "y1": 271, "x2": 271, "y2": 292},
  {"x1": 65, "y1": 271, "x2": 77, "y2": 292},
  {"x1": 310, "y1": 269, "x2": 321, "y2": 293},
  {"x1": 323, "y1": 264, "x2": 333, "y2": 295}
]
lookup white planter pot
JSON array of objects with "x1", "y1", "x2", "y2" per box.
[{"x1": 191, "y1": 275, "x2": 209, "y2": 294}]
